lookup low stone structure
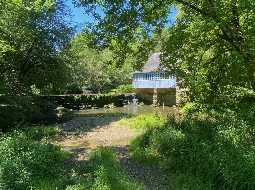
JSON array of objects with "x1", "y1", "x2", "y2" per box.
[{"x1": 135, "y1": 88, "x2": 176, "y2": 106}]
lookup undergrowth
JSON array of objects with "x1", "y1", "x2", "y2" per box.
[
  {"x1": 0, "y1": 130, "x2": 71, "y2": 190},
  {"x1": 59, "y1": 147, "x2": 143, "y2": 190},
  {"x1": 89, "y1": 147, "x2": 143, "y2": 190},
  {"x1": 129, "y1": 103, "x2": 255, "y2": 189},
  {"x1": 0, "y1": 125, "x2": 143, "y2": 190}
]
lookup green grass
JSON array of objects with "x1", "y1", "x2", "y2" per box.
[
  {"x1": 57, "y1": 147, "x2": 144, "y2": 190},
  {"x1": 0, "y1": 125, "x2": 144, "y2": 190},
  {"x1": 89, "y1": 147, "x2": 143, "y2": 190},
  {"x1": 31, "y1": 178, "x2": 69, "y2": 190},
  {"x1": 22, "y1": 125, "x2": 60, "y2": 141},
  {"x1": 119, "y1": 114, "x2": 168, "y2": 165},
  {"x1": 118, "y1": 113, "x2": 167, "y2": 129},
  {"x1": 4, "y1": 104, "x2": 254, "y2": 190},
  {"x1": 128, "y1": 104, "x2": 255, "y2": 190}
]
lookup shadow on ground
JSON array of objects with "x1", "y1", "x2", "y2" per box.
[
  {"x1": 56, "y1": 111, "x2": 171, "y2": 190},
  {"x1": 111, "y1": 145, "x2": 171, "y2": 190},
  {"x1": 60, "y1": 112, "x2": 131, "y2": 135},
  {"x1": 56, "y1": 112, "x2": 135, "y2": 160}
]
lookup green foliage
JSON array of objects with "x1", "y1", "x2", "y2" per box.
[
  {"x1": 181, "y1": 102, "x2": 202, "y2": 115},
  {"x1": 125, "y1": 114, "x2": 167, "y2": 164},
  {"x1": 0, "y1": 94, "x2": 130, "y2": 131},
  {"x1": 0, "y1": 0, "x2": 72, "y2": 95},
  {"x1": 129, "y1": 106, "x2": 255, "y2": 189},
  {"x1": 120, "y1": 114, "x2": 167, "y2": 129},
  {"x1": 0, "y1": 96, "x2": 38, "y2": 131},
  {"x1": 65, "y1": 184, "x2": 86, "y2": 190},
  {"x1": 63, "y1": 33, "x2": 134, "y2": 94},
  {"x1": 32, "y1": 178, "x2": 69, "y2": 190},
  {"x1": 161, "y1": 1, "x2": 255, "y2": 103},
  {"x1": 22, "y1": 146, "x2": 144, "y2": 190},
  {"x1": 172, "y1": 174, "x2": 214, "y2": 190},
  {"x1": 129, "y1": 130, "x2": 160, "y2": 165},
  {"x1": 88, "y1": 147, "x2": 143, "y2": 190},
  {"x1": 48, "y1": 94, "x2": 126, "y2": 109},
  {"x1": 0, "y1": 96, "x2": 58, "y2": 132},
  {"x1": 78, "y1": 0, "x2": 255, "y2": 103},
  {"x1": 78, "y1": 0, "x2": 169, "y2": 55},
  {"x1": 23, "y1": 126, "x2": 60, "y2": 141},
  {"x1": 0, "y1": 131, "x2": 70, "y2": 190},
  {"x1": 110, "y1": 85, "x2": 134, "y2": 94}
]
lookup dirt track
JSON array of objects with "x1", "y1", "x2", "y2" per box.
[{"x1": 57, "y1": 113, "x2": 171, "y2": 190}]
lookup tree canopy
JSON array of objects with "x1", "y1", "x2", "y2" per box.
[
  {"x1": 0, "y1": 0, "x2": 73, "y2": 95},
  {"x1": 1, "y1": 0, "x2": 254, "y2": 101},
  {"x1": 63, "y1": 32, "x2": 134, "y2": 93},
  {"x1": 77, "y1": 0, "x2": 255, "y2": 103}
]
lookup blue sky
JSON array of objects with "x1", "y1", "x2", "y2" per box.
[
  {"x1": 168, "y1": 6, "x2": 177, "y2": 25},
  {"x1": 64, "y1": 0, "x2": 89, "y2": 31},
  {"x1": 65, "y1": 0, "x2": 177, "y2": 33}
]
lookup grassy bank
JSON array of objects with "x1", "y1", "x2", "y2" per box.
[
  {"x1": 128, "y1": 103, "x2": 255, "y2": 189},
  {"x1": 0, "y1": 125, "x2": 141, "y2": 190},
  {"x1": 0, "y1": 127, "x2": 70, "y2": 190}
]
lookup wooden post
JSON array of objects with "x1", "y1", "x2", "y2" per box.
[{"x1": 152, "y1": 88, "x2": 158, "y2": 107}]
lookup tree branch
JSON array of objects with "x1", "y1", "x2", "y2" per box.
[
  {"x1": 19, "y1": 39, "x2": 37, "y2": 79},
  {"x1": 175, "y1": 0, "x2": 244, "y2": 52},
  {"x1": 175, "y1": 0, "x2": 206, "y2": 16},
  {"x1": 231, "y1": 0, "x2": 240, "y2": 27}
]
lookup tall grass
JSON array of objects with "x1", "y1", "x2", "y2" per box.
[
  {"x1": 65, "y1": 147, "x2": 144, "y2": 190},
  {"x1": 129, "y1": 103, "x2": 255, "y2": 189},
  {"x1": 89, "y1": 147, "x2": 143, "y2": 190}
]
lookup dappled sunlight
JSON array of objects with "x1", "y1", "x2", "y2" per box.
[
  {"x1": 55, "y1": 109, "x2": 173, "y2": 189},
  {"x1": 1, "y1": 0, "x2": 255, "y2": 189},
  {"x1": 56, "y1": 110, "x2": 141, "y2": 160}
]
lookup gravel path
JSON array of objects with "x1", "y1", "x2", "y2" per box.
[{"x1": 57, "y1": 113, "x2": 171, "y2": 189}]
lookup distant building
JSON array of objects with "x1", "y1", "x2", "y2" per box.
[{"x1": 132, "y1": 53, "x2": 176, "y2": 106}]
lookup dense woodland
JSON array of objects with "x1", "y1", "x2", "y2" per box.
[{"x1": 0, "y1": 0, "x2": 255, "y2": 189}]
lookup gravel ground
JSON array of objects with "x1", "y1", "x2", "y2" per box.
[{"x1": 56, "y1": 113, "x2": 171, "y2": 189}]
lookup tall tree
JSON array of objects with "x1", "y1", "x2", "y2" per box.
[
  {"x1": 0, "y1": 0, "x2": 73, "y2": 95},
  {"x1": 77, "y1": 0, "x2": 255, "y2": 102},
  {"x1": 63, "y1": 32, "x2": 137, "y2": 93}
]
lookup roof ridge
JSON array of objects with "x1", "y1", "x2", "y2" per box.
[{"x1": 142, "y1": 52, "x2": 162, "y2": 72}]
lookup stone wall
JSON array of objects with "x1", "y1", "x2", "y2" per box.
[
  {"x1": 0, "y1": 94, "x2": 133, "y2": 131},
  {"x1": 37, "y1": 94, "x2": 128, "y2": 110},
  {"x1": 135, "y1": 88, "x2": 176, "y2": 106}
]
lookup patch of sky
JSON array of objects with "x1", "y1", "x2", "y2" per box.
[
  {"x1": 64, "y1": 0, "x2": 104, "y2": 32},
  {"x1": 167, "y1": 6, "x2": 177, "y2": 26},
  {"x1": 64, "y1": 0, "x2": 177, "y2": 33}
]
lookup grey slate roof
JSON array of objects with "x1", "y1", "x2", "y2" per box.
[{"x1": 142, "y1": 52, "x2": 162, "y2": 72}]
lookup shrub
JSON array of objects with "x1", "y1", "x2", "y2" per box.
[
  {"x1": 129, "y1": 106, "x2": 255, "y2": 189},
  {"x1": 129, "y1": 129, "x2": 160, "y2": 165},
  {"x1": 0, "y1": 132, "x2": 70, "y2": 190},
  {"x1": 64, "y1": 83, "x2": 83, "y2": 94},
  {"x1": 0, "y1": 96, "x2": 58, "y2": 132},
  {"x1": 31, "y1": 179, "x2": 68, "y2": 190},
  {"x1": 110, "y1": 85, "x2": 134, "y2": 94},
  {"x1": 181, "y1": 102, "x2": 202, "y2": 115},
  {"x1": 23, "y1": 126, "x2": 60, "y2": 141},
  {"x1": 0, "y1": 96, "x2": 38, "y2": 132}
]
